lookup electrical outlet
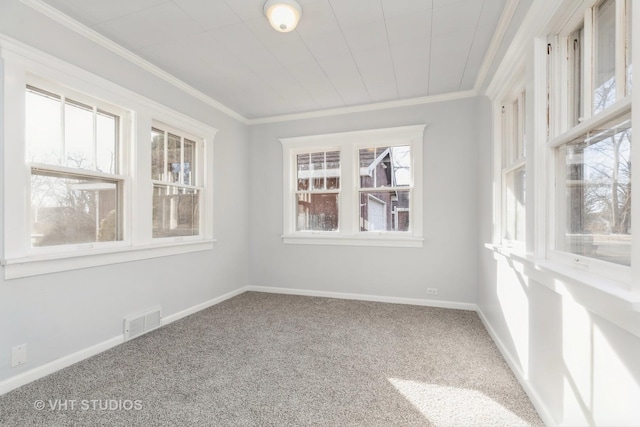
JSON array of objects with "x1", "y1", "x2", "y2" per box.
[
  {"x1": 427, "y1": 288, "x2": 438, "y2": 295},
  {"x1": 11, "y1": 344, "x2": 27, "y2": 367}
]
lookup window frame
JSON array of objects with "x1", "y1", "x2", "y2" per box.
[
  {"x1": 25, "y1": 79, "x2": 130, "y2": 255},
  {"x1": 491, "y1": 61, "x2": 528, "y2": 254},
  {"x1": 546, "y1": 0, "x2": 633, "y2": 285},
  {"x1": 501, "y1": 86, "x2": 527, "y2": 248},
  {"x1": 281, "y1": 125, "x2": 425, "y2": 248},
  {"x1": 0, "y1": 39, "x2": 217, "y2": 279},
  {"x1": 292, "y1": 149, "x2": 341, "y2": 232},
  {"x1": 150, "y1": 121, "x2": 205, "y2": 242}
]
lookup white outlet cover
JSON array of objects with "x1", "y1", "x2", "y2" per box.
[{"x1": 11, "y1": 344, "x2": 27, "y2": 367}]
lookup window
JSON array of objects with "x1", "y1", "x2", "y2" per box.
[
  {"x1": 151, "y1": 124, "x2": 203, "y2": 239},
  {"x1": 281, "y1": 125, "x2": 425, "y2": 247},
  {"x1": 548, "y1": 0, "x2": 632, "y2": 278},
  {"x1": 501, "y1": 90, "x2": 527, "y2": 244},
  {"x1": 359, "y1": 146, "x2": 412, "y2": 232},
  {"x1": 1, "y1": 43, "x2": 217, "y2": 279},
  {"x1": 295, "y1": 151, "x2": 340, "y2": 231},
  {"x1": 26, "y1": 84, "x2": 125, "y2": 249}
]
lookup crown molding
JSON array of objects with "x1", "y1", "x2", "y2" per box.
[
  {"x1": 473, "y1": 0, "x2": 520, "y2": 94},
  {"x1": 485, "y1": 0, "x2": 567, "y2": 99},
  {"x1": 246, "y1": 90, "x2": 478, "y2": 125},
  {"x1": 19, "y1": 0, "x2": 248, "y2": 123}
]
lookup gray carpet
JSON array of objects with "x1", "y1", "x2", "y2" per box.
[{"x1": 0, "y1": 292, "x2": 543, "y2": 426}]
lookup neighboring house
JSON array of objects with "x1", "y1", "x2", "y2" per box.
[{"x1": 359, "y1": 147, "x2": 409, "y2": 232}]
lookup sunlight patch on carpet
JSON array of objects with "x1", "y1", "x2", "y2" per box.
[{"x1": 388, "y1": 378, "x2": 530, "y2": 426}]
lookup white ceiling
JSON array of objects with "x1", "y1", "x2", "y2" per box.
[{"x1": 41, "y1": 0, "x2": 507, "y2": 119}]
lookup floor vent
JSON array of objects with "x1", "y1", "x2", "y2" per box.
[{"x1": 124, "y1": 307, "x2": 162, "y2": 341}]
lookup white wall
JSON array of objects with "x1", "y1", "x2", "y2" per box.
[
  {"x1": 248, "y1": 98, "x2": 480, "y2": 305},
  {"x1": 0, "y1": 1, "x2": 250, "y2": 386},
  {"x1": 476, "y1": 92, "x2": 640, "y2": 426}
]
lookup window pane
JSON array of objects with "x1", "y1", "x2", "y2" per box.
[
  {"x1": 360, "y1": 146, "x2": 411, "y2": 188},
  {"x1": 359, "y1": 190, "x2": 410, "y2": 232},
  {"x1": 153, "y1": 185, "x2": 199, "y2": 238},
  {"x1": 570, "y1": 26, "x2": 584, "y2": 127},
  {"x1": 310, "y1": 152, "x2": 325, "y2": 190},
  {"x1": 360, "y1": 148, "x2": 375, "y2": 187},
  {"x1": 183, "y1": 139, "x2": 196, "y2": 185},
  {"x1": 326, "y1": 150, "x2": 340, "y2": 189},
  {"x1": 297, "y1": 153, "x2": 310, "y2": 190},
  {"x1": 512, "y1": 99, "x2": 520, "y2": 161},
  {"x1": 26, "y1": 88, "x2": 61, "y2": 164},
  {"x1": 594, "y1": 0, "x2": 617, "y2": 114},
  {"x1": 296, "y1": 193, "x2": 338, "y2": 231},
  {"x1": 505, "y1": 167, "x2": 526, "y2": 241},
  {"x1": 501, "y1": 106, "x2": 510, "y2": 167},
  {"x1": 96, "y1": 111, "x2": 117, "y2": 174},
  {"x1": 31, "y1": 170, "x2": 121, "y2": 246},
  {"x1": 391, "y1": 146, "x2": 411, "y2": 186},
  {"x1": 151, "y1": 128, "x2": 165, "y2": 181},
  {"x1": 563, "y1": 114, "x2": 631, "y2": 266},
  {"x1": 167, "y1": 133, "x2": 181, "y2": 184},
  {"x1": 65, "y1": 100, "x2": 94, "y2": 170}
]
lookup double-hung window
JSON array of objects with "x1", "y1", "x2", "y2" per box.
[
  {"x1": 281, "y1": 125, "x2": 425, "y2": 247},
  {"x1": 548, "y1": 0, "x2": 633, "y2": 279},
  {"x1": 151, "y1": 124, "x2": 203, "y2": 239},
  {"x1": 26, "y1": 82, "x2": 126, "y2": 250},
  {"x1": 501, "y1": 89, "x2": 527, "y2": 245}
]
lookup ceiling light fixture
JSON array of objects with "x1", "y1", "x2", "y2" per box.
[{"x1": 264, "y1": 0, "x2": 302, "y2": 33}]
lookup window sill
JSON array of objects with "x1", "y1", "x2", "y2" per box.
[
  {"x1": 1, "y1": 240, "x2": 216, "y2": 280},
  {"x1": 485, "y1": 243, "x2": 640, "y2": 336},
  {"x1": 282, "y1": 234, "x2": 424, "y2": 248},
  {"x1": 489, "y1": 243, "x2": 527, "y2": 258}
]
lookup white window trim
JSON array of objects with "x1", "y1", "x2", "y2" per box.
[
  {"x1": 150, "y1": 120, "x2": 205, "y2": 243},
  {"x1": 280, "y1": 125, "x2": 425, "y2": 248},
  {"x1": 545, "y1": 0, "x2": 634, "y2": 286},
  {"x1": 491, "y1": 61, "x2": 528, "y2": 254},
  {"x1": 500, "y1": 82, "x2": 527, "y2": 252},
  {"x1": 0, "y1": 36, "x2": 217, "y2": 279}
]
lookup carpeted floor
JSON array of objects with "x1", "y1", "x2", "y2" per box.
[{"x1": 0, "y1": 292, "x2": 543, "y2": 426}]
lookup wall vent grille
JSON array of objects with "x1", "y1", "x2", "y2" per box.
[{"x1": 124, "y1": 307, "x2": 162, "y2": 341}]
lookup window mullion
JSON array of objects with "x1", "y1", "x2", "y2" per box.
[{"x1": 341, "y1": 147, "x2": 354, "y2": 235}]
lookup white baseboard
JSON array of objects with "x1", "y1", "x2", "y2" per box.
[
  {"x1": 476, "y1": 307, "x2": 557, "y2": 426},
  {"x1": 246, "y1": 285, "x2": 477, "y2": 311},
  {"x1": 0, "y1": 335, "x2": 123, "y2": 396},
  {"x1": 162, "y1": 286, "x2": 248, "y2": 325},
  {"x1": 0, "y1": 286, "x2": 249, "y2": 396}
]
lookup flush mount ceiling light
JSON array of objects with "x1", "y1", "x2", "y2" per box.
[{"x1": 264, "y1": 0, "x2": 302, "y2": 33}]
